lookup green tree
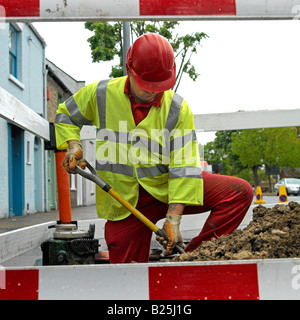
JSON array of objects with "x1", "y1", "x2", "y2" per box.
[
  {"x1": 84, "y1": 21, "x2": 208, "y2": 91},
  {"x1": 204, "y1": 130, "x2": 244, "y2": 176},
  {"x1": 231, "y1": 127, "x2": 300, "y2": 188},
  {"x1": 231, "y1": 129, "x2": 265, "y2": 187}
]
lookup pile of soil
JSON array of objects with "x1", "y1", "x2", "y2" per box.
[{"x1": 173, "y1": 201, "x2": 300, "y2": 262}]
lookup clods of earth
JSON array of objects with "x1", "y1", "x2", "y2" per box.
[{"x1": 173, "y1": 201, "x2": 300, "y2": 262}]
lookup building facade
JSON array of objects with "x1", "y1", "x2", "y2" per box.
[
  {"x1": 0, "y1": 23, "x2": 47, "y2": 218},
  {"x1": 46, "y1": 59, "x2": 96, "y2": 208}
]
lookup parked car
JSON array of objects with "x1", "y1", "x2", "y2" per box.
[{"x1": 274, "y1": 178, "x2": 300, "y2": 196}]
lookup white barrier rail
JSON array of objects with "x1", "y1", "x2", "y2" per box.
[
  {"x1": 1, "y1": 86, "x2": 300, "y2": 141},
  {"x1": 1, "y1": 0, "x2": 300, "y2": 21},
  {"x1": 1, "y1": 258, "x2": 300, "y2": 300},
  {"x1": 194, "y1": 108, "x2": 300, "y2": 132},
  {"x1": 0, "y1": 87, "x2": 50, "y2": 141}
]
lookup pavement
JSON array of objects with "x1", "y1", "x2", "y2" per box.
[{"x1": 0, "y1": 205, "x2": 99, "y2": 234}]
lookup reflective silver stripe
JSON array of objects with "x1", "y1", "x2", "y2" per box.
[
  {"x1": 96, "y1": 161, "x2": 134, "y2": 177},
  {"x1": 165, "y1": 93, "x2": 183, "y2": 132},
  {"x1": 134, "y1": 137, "x2": 170, "y2": 158},
  {"x1": 164, "y1": 93, "x2": 183, "y2": 156},
  {"x1": 97, "y1": 129, "x2": 131, "y2": 144},
  {"x1": 170, "y1": 130, "x2": 197, "y2": 151},
  {"x1": 137, "y1": 165, "x2": 169, "y2": 179},
  {"x1": 131, "y1": 130, "x2": 196, "y2": 157},
  {"x1": 55, "y1": 113, "x2": 77, "y2": 126},
  {"x1": 97, "y1": 79, "x2": 110, "y2": 129},
  {"x1": 65, "y1": 96, "x2": 93, "y2": 128},
  {"x1": 169, "y1": 166, "x2": 203, "y2": 179},
  {"x1": 97, "y1": 129, "x2": 168, "y2": 157},
  {"x1": 96, "y1": 129, "x2": 196, "y2": 155}
]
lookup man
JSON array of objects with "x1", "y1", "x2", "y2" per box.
[{"x1": 55, "y1": 33, "x2": 253, "y2": 263}]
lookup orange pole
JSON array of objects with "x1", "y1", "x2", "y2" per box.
[{"x1": 55, "y1": 150, "x2": 72, "y2": 223}]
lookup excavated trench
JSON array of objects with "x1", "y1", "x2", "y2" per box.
[{"x1": 172, "y1": 202, "x2": 300, "y2": 262}]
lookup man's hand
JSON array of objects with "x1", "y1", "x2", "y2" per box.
[
  {"x1": 63, "y1": 140, "x2": 87, "y2": 173},
  {"x1": 156, "y1": 213, "x2": 184, "y2": 256}
]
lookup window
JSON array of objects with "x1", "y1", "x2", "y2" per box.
[
  {"x1": 9, "y1": 24, "x2": 18, "y2": 78},
  {"x1": 58, "y1": 93, "x2": 63, "y2": 105}
]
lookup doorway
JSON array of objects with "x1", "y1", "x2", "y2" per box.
[{"x1": 8, "y1": 124, "x2": 25, "y2": 216}]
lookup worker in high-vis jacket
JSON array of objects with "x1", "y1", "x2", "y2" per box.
[{"x1": 55, "y1": 33, "x2": 253, "y2": 263}]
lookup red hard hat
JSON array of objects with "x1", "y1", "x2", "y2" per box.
[{"x1": 126, "y1": 33, "x2": 176, "y2": 92}]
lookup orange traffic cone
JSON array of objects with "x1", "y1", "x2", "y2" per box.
[
  {"x1": 254, "y1": 186, "x2": 265, "y2": 204},
  {"x1": 278, "y1": 185, "x2": 288, "y2": 203}
]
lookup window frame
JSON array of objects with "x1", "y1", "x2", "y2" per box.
[{"x1": 9, "y1": 24, "x2": 18, "y2": 78}]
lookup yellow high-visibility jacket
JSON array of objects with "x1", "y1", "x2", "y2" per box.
[{"x1": 55, "y1": 76, "x2": 203, "y2": 221}]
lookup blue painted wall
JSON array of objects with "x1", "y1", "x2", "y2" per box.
[{"x1": 0, "y1": 23, "x2": 47, "y2": 218}]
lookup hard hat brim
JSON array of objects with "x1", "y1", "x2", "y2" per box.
[{"x1": 131, "y1": 63, "x2": 176, "y2": 93}]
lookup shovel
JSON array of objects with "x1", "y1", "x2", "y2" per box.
[{"x1": 74, "y1": 161, "x2": 184, "y2": 255}]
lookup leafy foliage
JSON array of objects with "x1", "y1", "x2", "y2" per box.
[
  {"x1": 84, "y1": 21, "x2": 208, "y2": 91},
  {"x1": 203, "y1": 126, "x2": 300, "y2": 189}
]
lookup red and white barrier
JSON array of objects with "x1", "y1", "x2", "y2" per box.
[
  {"x1": 1, "y1": 259, "x2": 300, "y2": 300},
  {"x1": 1, "y1": 0, "x2": 300, "y2": 20}
]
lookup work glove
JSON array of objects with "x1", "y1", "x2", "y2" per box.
[
  {"x1": 63, "y1": 141, "x2": 87, "y2": 174},
  {"x1": 156, "y1": 213, "x2": 184, "y2": 256}
]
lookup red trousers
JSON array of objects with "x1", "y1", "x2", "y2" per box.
[{"x1": 105, "y1": 171, "x2": 254, "y2": 263}]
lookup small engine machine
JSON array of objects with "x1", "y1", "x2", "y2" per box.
[{"x1": 41, "y1": 222, "x2": 99, "y2": 265}]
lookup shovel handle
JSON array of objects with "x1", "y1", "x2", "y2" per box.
[
  {"x1": 75, "y1": 161, "x2": 185, "y2": 255},
  {"x1": 74, "y1": 162, "x2": 111, "y2": 192},
  {"x1": 74, "y1": 163, "x2": 161, "y2": 234}
]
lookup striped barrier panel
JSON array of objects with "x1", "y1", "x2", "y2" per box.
[
  {"x1": 1, "y1": 259, "x2": 300, "y2": 300},
  {"x1": 1, "y1": 0, "x2": 300, "y2": 20}
]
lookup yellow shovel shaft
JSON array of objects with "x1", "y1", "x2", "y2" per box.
[{"x1": 108, "y1": 188, "x2": 159, "y2": 233}]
